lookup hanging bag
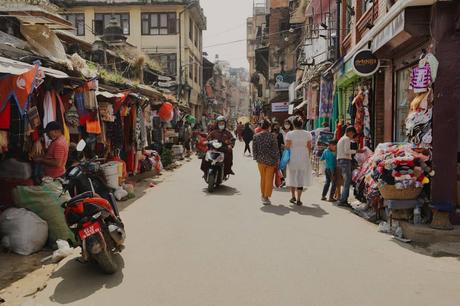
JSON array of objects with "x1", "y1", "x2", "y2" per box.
[{"x1": 279, "y1": 149, "x2": 291, "y2": 170}]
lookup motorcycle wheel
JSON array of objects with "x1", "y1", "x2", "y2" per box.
[
  {"x1": 94, "y1": 248, "x2": 118, "y2": 274},
  {"x1": 207, "y1": 172, "x2": 215, "y2": 193}
]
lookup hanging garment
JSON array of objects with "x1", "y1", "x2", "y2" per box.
[
  {"x1": 86, "y1": 116, "x2": 102, "y2": 134},
  {"x1": 410, "y1": 64, "x2": 432, "y2": 93},
  {"x1": 0, "y1": 100, "x2": 11, "y2": 129},
  {"x1": 83, "y1": 90, "x2": 98, "y2": 110},
  {"x1": 0, "y1": 64, "x2": 40, "y2": 115},
  {"x1": 27, "y1": 105, "x2": 40, "y2": 129},
  {"x1": 420, "y1": 53, "x2": 439, "y2": 82},
  {"x1": 8, "y1": 100, "x2": 26, "y2": 155},
  {"x1": 319, "y1": 77, "x2": 333, "y2": 118},
  {"x1": 43, "y1": 91, "x2": 57, "y2": 148}
]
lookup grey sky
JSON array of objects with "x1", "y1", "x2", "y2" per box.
[{"x1": 201, "y1": 0, "x2": 252, "y2": 69}]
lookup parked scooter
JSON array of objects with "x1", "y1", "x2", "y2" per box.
[
  {"x1": 60, "y1": 140, "x2": 125, "y2": 274},
  {"x1": 204, "y1": 140, "x2": 227, "y2": 193}
]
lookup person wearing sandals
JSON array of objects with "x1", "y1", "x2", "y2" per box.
[
  {"x1": 285, "y1": 116, "x2": 313, "y2": 206},
  {"x1": 253, "y1": 120, "x2": 280, "y2": 205}
]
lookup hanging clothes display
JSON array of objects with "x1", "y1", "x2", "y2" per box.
[
  {"x1": 42, "y1": 91, "x2": 56, "y2": 147},
  {"x1": 319, "y1": 76, "x2": 333, "y2": 118},
  {"x1": 363, "y1": 89, "x2": 372, "y2": 148}
]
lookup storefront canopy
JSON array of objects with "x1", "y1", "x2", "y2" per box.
[{"x1": 0, "y1": 56, "x2": 68, "y2": 79}]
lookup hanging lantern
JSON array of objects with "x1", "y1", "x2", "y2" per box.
[{"x1": 159, "y1": 102, "x2": 174, "y2": 122}]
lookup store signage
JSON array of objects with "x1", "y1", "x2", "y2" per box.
[
  {"x1": 372, "y1": 11, "x2": 405, "y2": 53},
  {"x1": 274, "y1": 72, "x2": 295, "y2": 92},
  {"x1": 271, "y1": 102, "x2": 289, "y2": 113},
  {"x1": 352, "y1": 49, "x2": 380, "y2": 77}
]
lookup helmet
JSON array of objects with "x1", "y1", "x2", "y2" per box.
[{"x1": 216, "y1": 115, "x2": 226, "y2": 123}]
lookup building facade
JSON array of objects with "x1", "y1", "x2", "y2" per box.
[{"x1": 54, "y1": 0, "x2": 206, "y2": 117}]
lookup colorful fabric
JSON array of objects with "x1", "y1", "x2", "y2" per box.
[
  {"x1": 319, "y1": 77, "x2": 333, "y2": 118},
  {"x1": 253, "y1": 131, "x2": 280, "y2": 166},
  {"x1": 0, "y1": 64, "x2": 40, "y2": 115}
]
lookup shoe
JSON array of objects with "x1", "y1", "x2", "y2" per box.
[
  {"x1": 328, "y1": 198, "x2": 336, "y2": 202},
  {"x1": 321, "y1": 197, "x2": 327, "y2": 201},
  {"x1": 262, "y1": 197, "x2": 271, "y2": 205},
  {"x1": 296, "y1": 200, "x2": 303, "y2": 206},
  {"x1": 338, "y1": 202, "x2": 352, "y2": 208},
  {"x1": 289, "y1": 197, "x2": 296, "y2": 204}
]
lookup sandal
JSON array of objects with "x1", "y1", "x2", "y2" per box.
[
  {"x1": 296, "y1": 201, "x2": 303, "y2": 206},
  {"x1": 289, "y1": 197, "x2": 296, "y2": 204}
]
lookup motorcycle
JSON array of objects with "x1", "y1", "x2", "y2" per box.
[
  {"x1": 204, "y1": 140, "x2": 227, "y2": 193},
  {"x1": 60, "y1": 140, "x2": 126, "y2": 274}
]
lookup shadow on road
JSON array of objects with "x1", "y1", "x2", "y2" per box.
[
  {"x1": 290, "y1": 204, "x2": 329, "y2": 218},
  {"x1": 260, "y1": 203, "x2": 328, "y2": 218},
  {"x1": 202, "y1": 185, "x2": 241, "y2": 196},
  {"x1": 47, "y1": 254, "x2": 125, "y2": 304},
  {"x1": 260, "y1": 205, "x2": 290, "y2": 216}
]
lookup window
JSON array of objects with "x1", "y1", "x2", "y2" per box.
[
  {"x1": 194, "y1": 25, "x2": 199, "y2": 47},
  {"x1": 151, "y1": 53, "x2": 177, "y2": 76},
  {"x1": 394, "y1": 67, "x2": 413, "y2": 142},
  {"x1": 94, "y1": 13, "x2": 129, "y2": 36},
  {"x1": 141, "y1": 13, "x2": 176, "y2": 35},
  {"x1": 189, "y1": 56, "x2": 194, "y2": 80},
  {"x1": 62, "y1": 13, "x2": 85, "y2": 36},
  {"x1": 189, "y1": 18, "x2": 193, "y2": 41}
]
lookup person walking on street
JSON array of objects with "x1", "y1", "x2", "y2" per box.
[
  {"x1": 320, "y1": 140, "x2": 337, "y2": 202},
  {"x1": 336, "y1": 126, "x2": 362, "y2": 207},
  {"x1": 272, "y1": 123, "x2": 284, "y2": 154},
  {"x1": 285, "y1": 116, "x2": 313, "y2": 206},
  {"x1": 253, "y1": 120, "x2": 280, "y2": 205},
  {"x1": 242, "y1": 122, "x2": 254, "y2": 156},
  {"x1": 281, "y1": 120, "x2": 293, "y2": 143}
]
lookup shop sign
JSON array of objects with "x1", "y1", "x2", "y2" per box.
[
  {"x1": 271, "y1": 102, "x2": 289, "y2": 113},
  {"x1": 274, "y1": 72, "x2": 295, "y2": 92},
  {"x1": 372, "y1": 11, "x2": 405, "y2": 53},
  {"x1": 352, "y1": 50, "x2": 380, "y2": 77}
]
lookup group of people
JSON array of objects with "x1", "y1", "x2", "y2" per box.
[{"x1": 235, "y1": 117, "x2": 360, "y2": 207}]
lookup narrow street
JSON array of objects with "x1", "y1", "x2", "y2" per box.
[{"x1": 29, "y1": 144, "x2": 460, "y2": 306}]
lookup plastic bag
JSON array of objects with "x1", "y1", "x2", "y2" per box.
[
  {"x1": 279, "y1": 149, "x2": 291, "y2": 171},
  {"x1": 0, "y1": 208, "x2": 48, "y2": 255},
  {"x1": 42, "y1": 239, "x2": 74, "y2": 263}
]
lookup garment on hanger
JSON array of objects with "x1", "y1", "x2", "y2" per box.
[
  {"x1": 410, "y1": 64, "x2": 432, "y2": 93},
  {"x1": 419, "y1": 53, "x2": 439, "y2": 82}
]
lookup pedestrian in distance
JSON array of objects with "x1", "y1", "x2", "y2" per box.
[
  {"x1": 285, "y1": 116, "x2": 313, "y2": 206},
  {"x1": 336, "y1": 126, "x2": 364, "y2": 207},
  {"x1": 252, "y1": 120, "x2": 280, "y2": 205},
  {"x1": 242, "y1": 122, "x2": 254, "y2": 156},
  {"x1": 320, "y1": 139, "x2": 338, "y2": 202},
  {"x1": 271, "y1": 123, "x2": 284, "y2": 155},
  {"x1": 281, "y1": 119, "x2": 293, "y2": 143}
]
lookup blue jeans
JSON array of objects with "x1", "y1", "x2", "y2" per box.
[
  {"x1": 338, "y1": 159, "x2": 352, "y2": 203},
  {"x1": 322, "y1": 168, "x2": 336, "y2": 199}
]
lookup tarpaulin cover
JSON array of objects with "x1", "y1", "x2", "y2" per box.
[
  {"x1": 13, "y1": 180, "x2": 75, "y2": 249},
  {"x1": 20, "y1": 24, "x2": 68, "y2": 64}
]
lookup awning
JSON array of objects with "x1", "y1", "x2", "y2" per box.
[
  {"x1": 1, "y1": 3, "x2": 73, "y2": 30},
  {"x1": 342, "y1": 0, "x2": 437, "y2": 64},
  {"x1": 96, "y1": 91, "x2": 125, "y2": 99},
  {"x1": 0, "y1": 56, "x2": 69, "y2": 78}
]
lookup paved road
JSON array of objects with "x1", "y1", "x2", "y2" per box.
[{"x1": 31, "y1": 144, "x2": 460, "y2": 306}]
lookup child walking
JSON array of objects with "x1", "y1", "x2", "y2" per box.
[{"x1": 320, "y1": 140, "x2": 337, "y2": 202}]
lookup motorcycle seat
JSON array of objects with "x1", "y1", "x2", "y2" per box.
[{"x1": 64, "y1": 191, "x2": 94, "y2": 207}]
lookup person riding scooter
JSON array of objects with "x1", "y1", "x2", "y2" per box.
[{"x1": 201, "y1": 116, "x2": 235, "y2": 177}]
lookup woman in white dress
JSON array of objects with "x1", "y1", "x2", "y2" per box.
[{"x1": 285, "y1": 116, "x2": 313, "y2": 206}]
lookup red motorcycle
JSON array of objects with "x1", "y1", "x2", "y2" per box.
[{"x1": 60, "y1": 140, "x2": 125, "y2": 274}]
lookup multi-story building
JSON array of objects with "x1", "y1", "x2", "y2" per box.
[{"x1": 53, "y1": 0, "x2": 206, "y2": 117}]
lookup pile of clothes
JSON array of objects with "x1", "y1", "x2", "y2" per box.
[{"x1": 353, "y1": 143, "x2": 433, "y2": 209}]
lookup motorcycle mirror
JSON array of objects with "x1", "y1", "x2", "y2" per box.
[{"x1": 76, "y1": 139, "x2": 86, "y2": 152}]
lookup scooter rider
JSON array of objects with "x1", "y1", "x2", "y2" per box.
[{"x1": 201, "y1": 116, "x2": 235, "y2": 176}]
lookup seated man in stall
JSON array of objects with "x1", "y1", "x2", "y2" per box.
[{"x1": 34, "y1": 121, "x2": 69, "y2": 178}]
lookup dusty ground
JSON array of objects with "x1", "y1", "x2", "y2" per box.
[{"x1": 17, "y1": 144, "x2": 460, "y2": 306}]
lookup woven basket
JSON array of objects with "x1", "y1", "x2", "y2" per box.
[{"x1": 378, "y1": 185, "x2": 423, "y2": 200}]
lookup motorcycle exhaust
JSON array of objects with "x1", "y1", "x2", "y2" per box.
[{"x1": 108, "y1": 224, "x2": 126, "y2": 246}]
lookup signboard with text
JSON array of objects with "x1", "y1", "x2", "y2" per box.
[
  {"x1": 271, "y1": 102, "x2": 289, "y2": 113},
  {"x1": 352, "y1": 50, "x2": 380, "y2": 77}
]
